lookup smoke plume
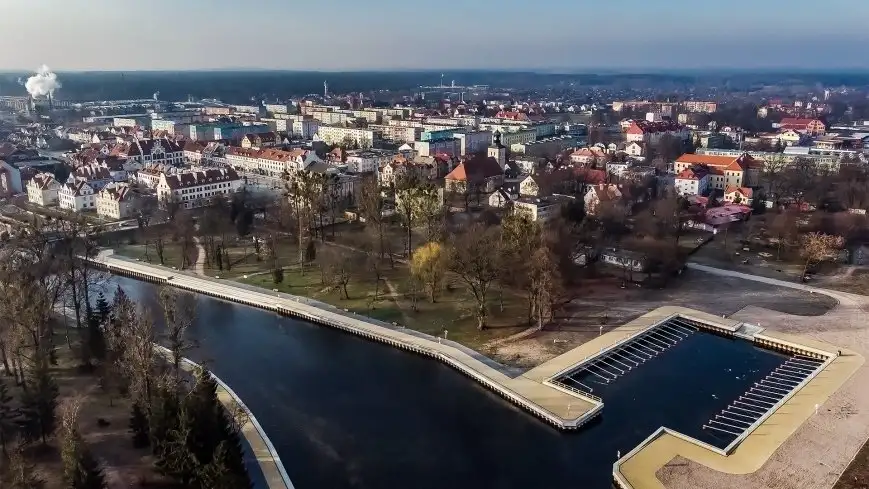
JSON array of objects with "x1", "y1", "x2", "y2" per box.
[{"x1": 25, "y1": 65, "x2": 61, "y2": 98}]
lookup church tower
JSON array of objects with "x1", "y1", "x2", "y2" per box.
[{"x1": 488, "y1": 131, "x2": 507, "y2": 170}]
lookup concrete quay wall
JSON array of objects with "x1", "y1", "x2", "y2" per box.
[{"x1": 91, "y1": 251, "x2": 601, "y2": 431}]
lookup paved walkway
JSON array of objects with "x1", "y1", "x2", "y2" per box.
[
  {"x1": 192, "y1": 235, "x2": 207, "y2": 276},
  {"x1": 614, "y1": 263, "x2": 868, "y2": 489},
  {"x1": 94, "y1": 249, "x2": 603, "y2": 429}
]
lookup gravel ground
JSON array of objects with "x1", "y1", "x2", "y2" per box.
[
  {"x1": 656, "y1": 281, "x2": 869, "y2": 489},
  {"x1": 485, "y1": 268, "x2": 837, "y2": 368}
]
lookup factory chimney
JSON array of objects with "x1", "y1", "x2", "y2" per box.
[{"x1": 48, "y1": 92, "x2": 54, "y2": 111}]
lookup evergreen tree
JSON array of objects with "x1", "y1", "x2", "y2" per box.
[
  {"x1": 61, "y1": 418, "x2": 107, "y2": 489},
  {"x1": 198, "y1": 441, "x2": 250, "y2": 489},
  {"x1": 0, "y1": 378, "x2": 17, "y2": 458},
  {"x1": 94, "y1": 293, "x2": 112, "y2": 324},
  {"x1": 129, "y1": 402, "x2": 150, "y2": 449},
  {"x1": 85, "y1": 313, "x2": 107, "y2": 365},
  {"x1": 148, "y1": 385, "x2": 180, "y2": 457},
  {"x1": 20, "y1": 352, "x2": 58, "y2": 445},
  {"x1": 155, "y1": 407, "x2": 200, "y2": 486},
  {"x1": 8, "y1": 444, "x2": 44, "y2": 489}
]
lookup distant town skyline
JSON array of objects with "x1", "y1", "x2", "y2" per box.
[{"x1": 2, "y1": 0, "x2": 868, "y2": 72}]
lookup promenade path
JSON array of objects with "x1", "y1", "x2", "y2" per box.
[
  {"x1": 92, "y1": 250, "x2": 603, "y2": 429},
  {"x1": 615, "y1": 263, "x2": 867, "y2": 489}
]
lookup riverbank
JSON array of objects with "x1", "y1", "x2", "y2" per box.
[{"x1": 91, "y1": 249, "x2": 603, "y2": 430}]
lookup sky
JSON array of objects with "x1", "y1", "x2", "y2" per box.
[{"x1": 1, "y1": 0, "x2": 868, "y2": 72}]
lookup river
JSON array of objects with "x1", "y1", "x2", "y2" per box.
[{"x1": 110, "y1": 276, "x2": 787, "y2": 489}]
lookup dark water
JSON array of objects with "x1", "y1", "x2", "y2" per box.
[{"x1": 110, "y1": 276, "x2": 788, "y2": 489}]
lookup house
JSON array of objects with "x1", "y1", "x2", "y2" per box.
[
  {"x1": 723, "y1": 186, "x2": 753, "y2": 205},
  {"x1": 777, "y1": 129, "x2": 803, "y2": 147},
  {"x1": 257, "y1": 148, "x2": 320, "y2": 176},
  {"x1": 240, "y1": 132, "x2": 279, "y2": 150},
  {"x1": 183, "y1": 140, "x2": 208, "y2": 163},
  {"x1": 513, "y1": 196, "x2": 571, "y2": 223},
  {"x1": 570, "y1": 147, "x2": 610, "y2": 165},
  {"x1": 379, "y1": 155, "x2": 439, "y2": 186},
  {"x1": 96, "y1": 183, "x2": 135, "y2": 219},
  {"x1": 584, "y1": 184, "x2": 625, "y2": 215},
  {"x1": 675, "y1": 166, "x2": 710, "y2": 196},
  {"x1": 625, "y1": 120, "x2": 688, "y2": 144},
  {"x1": 625, "y1": 141, "x2": 645, "y2": 157},
  {"x1": 513, "y1": 156, "x2": 545, "y2": 175},
  {"x1": 68, "y1": 163, "x2": 113, "y2": 191},
  {"x1": 58, "y1": 180, "x2": 95, "y2": 212},
  {"x1": 444, "y1": 154, "x2": 504, "y2": 194},
  {"x1": 26, "y1": 172, "x2": 61, "y2": 206},
  {"x1": 519, "y1": 175, "x2": 544, "y2": 197},
  {"x1": 673, "y1": 153, "x2": 761, "y2": 190},
  {"x1": 157, "y1": 168, "x2": 245, "y2": 210},
  {"x1": 599, "y1": 248, "x2": 648, "y2": 273},
  {"x1": 488, "y1": 187, "x2": 515, "y2": 208},
  {"x1": 606, "y1": 160, "x2": 632, "y2": 178},
  {"x1": 779, "y1": 118, "x2": 826, "y2": 136}
]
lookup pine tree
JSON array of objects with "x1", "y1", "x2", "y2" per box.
[
  {"x1": 198, "y1": 441, "x2": 250, "y2": 489},
  {"x1": 95, "y1": 293, "x2": 112, "y2": 324},
  {"x1": 183, "y1": 368, "x2": 222, "y2": 465},
  {"x1": 129, "y1": 402, "x2": 150, "y2": 449},
  {"x1": 61, "y1": 416, "x2": 107, "y2": 489},
  {"x1": 85, "y1": 313, "x2": 107, "y2": 365},
  {"x1": 8, "y1": 444, "x2": 44, "y2": 489},
  {"x1": 20, "y1": 352, "x2": 58, "y2": 445},
  {"x1": 0, "y1": 378, "x2": 17, "y2": 458},
  {"x1": 156, "y1": 407, "x2": 200, "y2": 486},
  {"x1": 148, "y1": 385, "x2": 180, "y2": 457}
]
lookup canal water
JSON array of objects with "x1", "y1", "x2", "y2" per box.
[{"x1": 110, "y1": 276, "x2": 787, "y2": 489}]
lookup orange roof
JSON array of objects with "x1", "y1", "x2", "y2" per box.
[
  {"x1": 725, "y1": 186, "x2": 753, "y2": 198},
  {"x1": 676, "y1": 153, "x2": 761, "y2": 171},
  {"x1": 445, "y1": 162, "x2": 467, "y2": 181}
]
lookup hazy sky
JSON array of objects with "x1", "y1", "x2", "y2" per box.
[{"x1": 2, "y1": 0, "x2": 868, "y2": 72}]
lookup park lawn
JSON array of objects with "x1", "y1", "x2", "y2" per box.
[
  {"x1": 203, "y1": 240, "x2": 300, "y2": 279},
  {"x1": 2, "y1": 327, "x2": 170, "y2": 488},
  {"x1": 115, "y1": 242, "x2": 193, "y2": 270},
  {"x1": 237, "y1": 264, "x2": 530, "y2": 351}
]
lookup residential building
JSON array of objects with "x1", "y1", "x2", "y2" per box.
[
  {"x1": 183, "y1": 140, "x2": 208, "y2": 164},
  {"x1": 675, "y1": 167, "x2": 710, "y2": 196},
  {"x1": 723, "y1": 186, "x2": 754, "y2": 206},
  {"x1": 498, "y1": 130, "x2": 537, "y2": 147},
  {"x1": 257, "y1": 148, "x2": 321, "y2": 176},
  {"x1": 345, "y1": 150, "x2": 396, "y2": 174},
  {"x1": 778, "y1": 118, "x2": 826, "y2": 136},
  {"x1": 513, "y1": 156, "x2": 545, "y2": 175},
  {"x1": 126, "y1": 138, "x2": 184, "y2": 166},
  {"x1": 625, "y1": 141, "x2": 645, "y2": 157},
  {"x1": 415, "y1": 137, "x2": 460, "y2": 157},
  {"x1": 625, "y1": 120, "x2": 689, "y2": 144},
  {"x1": 488, "y1": 188, "x2": 515, "y2": 208},
  {"x1": 370, "y1": 124, "x2": 421, "y2": 143},
  {"x1": 240, "y1": 132, "x2": 279, "y2": 149},
  {"x1": 68, "y1": 163, "x2": 114, "y2": 191},
  {"x1": 316, "y1": 125, "x2": 380, "y2": 147},
  {"x1": 26, "y1": 172, "x2": 61, "y2": 206},
  {"x1": 513, "y1": 196, "x2": 570, "y2": 223},
  {"x1": 96, "y1": 183, "x2": 135, "y2": 219},
  {"x1": 683, "y1": 101, "x2": 718, "y2": 113},
  {"x1": 518, "y1": 175, "x2": 543, "y2": 197},
  {"x1": 453, "y1": 130, "x2": 493, "y2": 156},
  {"x1": 570, "y1": 147, "x2": 610, "y2": 165},
  {"x1": 777, "y1": 129, "x2": 803, "y2": 146},
  {"x1": 58, "y1": 180, "x2": 95, "y2": 212},
  {"x1": 136, "y1": 164, "x2": 177, "y2": 189},
  {"x1": 511, "y1": 136, "x2": 576, "y2": 159},
  {"x1": 292, "y1": 119, "x2": 319, "y2": 139},
  {"x1": 584, "y1": 184, "x2": 625, "y2": 215},
  {"x1": 157, "y1": 168, "x2": 245, "y2": 209},
  {"x1": 674, "y1": 153, "x2": 762, "y2": 190}
]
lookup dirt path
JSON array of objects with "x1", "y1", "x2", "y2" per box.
[{"x1": 192, "y1": 235, "x2": 206, "y2": 276}]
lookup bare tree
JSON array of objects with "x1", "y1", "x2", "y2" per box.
[
  {"x1": 800, "y1": 232, "x2": 842, "y2": 280},
  {"x1": 123, "y1": 308, "x2": 157, "y2": 409},
  {"x1": 528, "y1": 245, "x2": 561, "y2": 330},
  {"x1": 359, "y1": 177, "x2": 390, "y2": 265},
  {"x1": 448, "y1": 224, "x2": 502, "y2": 330},
  {"x1": 158, "y1": 287, "x2": 197, "y2": 390}
]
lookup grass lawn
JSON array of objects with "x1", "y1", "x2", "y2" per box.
[
  {"x1": 1, "y1": 327, "x2": 169, "y2": 488},
  {"x1": 203, "y1": 240, "x2": 300, "y2": 279},
  {"x1": 238, "y1": 263, "x2": 530, "y2": 351},
  {"x1": 115, "y1": 242, "x2": 194, "y2": 270}
]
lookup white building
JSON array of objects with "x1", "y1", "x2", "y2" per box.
[
  {"x1": 513, "y1": 196, "x2": 569, "y2": 223},
  {"x1": 345, "y1": 150, "x2": 396, "y2": 174},
  {"x1": 157, "y1": 168, "x2": 245, "y2": 210},
  {"x1": 453, "y1": 130, "x2": 493, "y2": 156},
  {"x1": 26, "y1": 172, "x2": 61, "y2": 206},
  {"x1": 96, "y1": 183, "x2": 135, "y2": 219},
  {"x1": 58, "y1": 180, "x2": 96, "y2": 212},
  {"x1": 257, "y1": 148, "x2": 322, "y2": 176},
  {"x1": 674, "y1": 167, "x2": 710, "y2": 196},
  {"x1": 316, "y1": 125, "x2": 379, "y2": 147}
]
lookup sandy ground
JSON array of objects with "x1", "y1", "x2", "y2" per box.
[
  {"x1": 486, "y1": 270, "x2": 837, "y2": 368},
  {"x1": 654, "y1": 274, "x2": 869, "y2": 489}
]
